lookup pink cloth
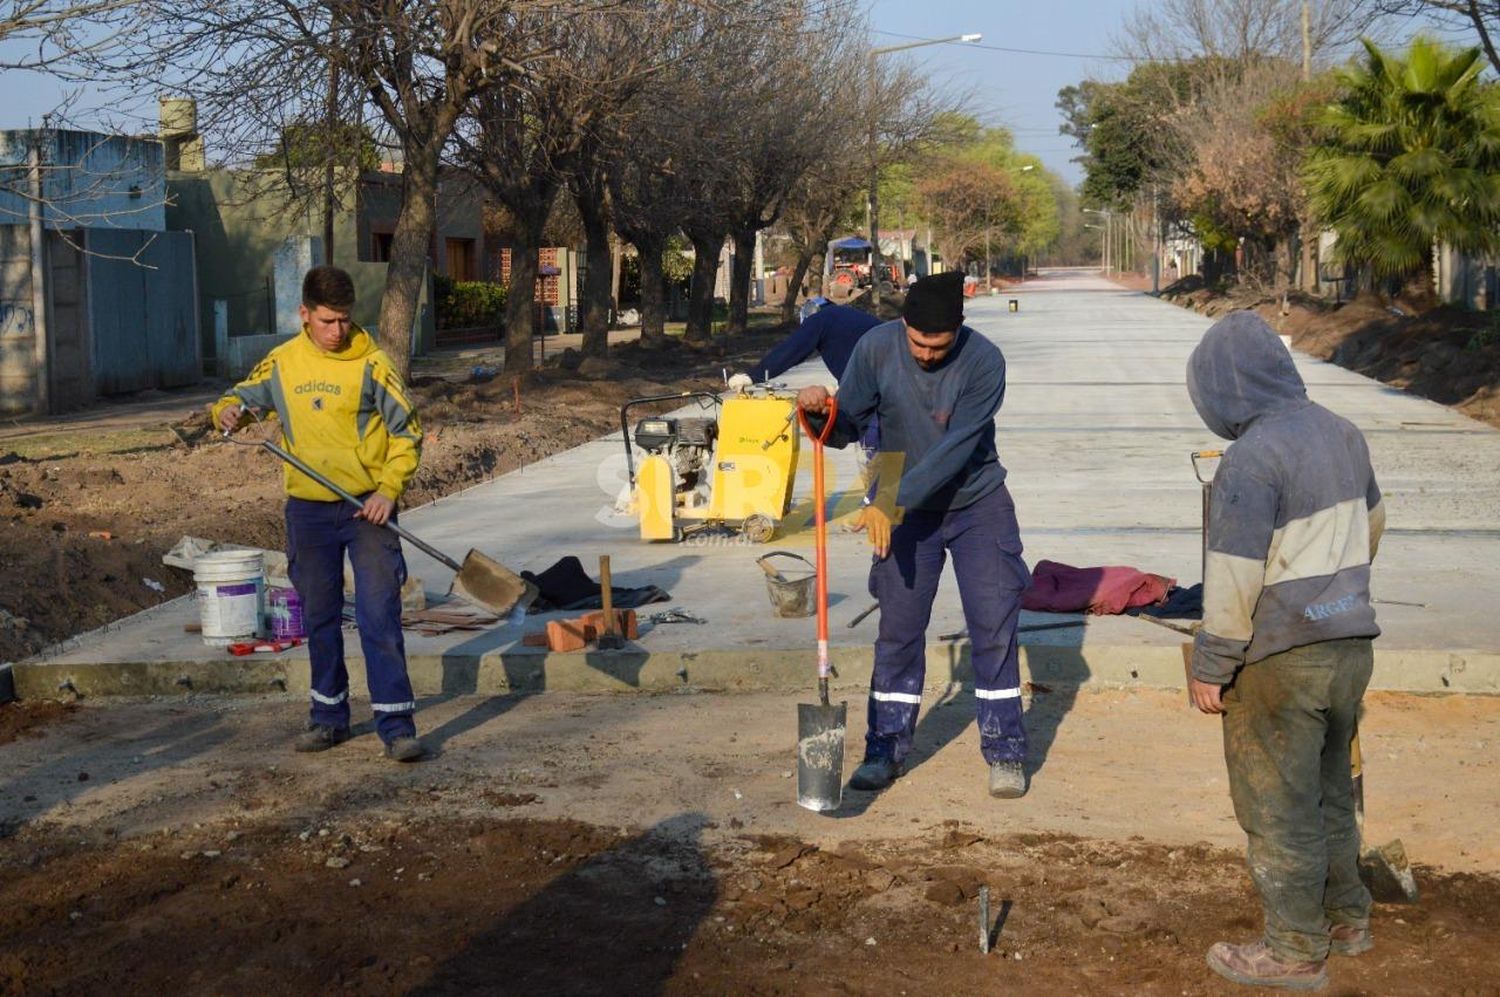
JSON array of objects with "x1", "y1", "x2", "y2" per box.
[{"x1": 1020, "y1": 560, "x2": 1176, "y2": 616}]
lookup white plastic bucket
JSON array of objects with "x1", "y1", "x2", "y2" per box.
[{"x1": 194, "y1": 550, "x2": 265, "y2": 646}]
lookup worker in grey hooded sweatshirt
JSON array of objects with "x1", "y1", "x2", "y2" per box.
[{"x1": 1186, "y1": 311, "x2": 1384, "y2": 992}]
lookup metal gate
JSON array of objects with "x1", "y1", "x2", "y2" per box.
[{"x1": 85, "y1": 228, "x2": 199, "y2": 395}]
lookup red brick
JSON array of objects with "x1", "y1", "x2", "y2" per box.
[
  {"x1": 544, "y1": 617, "x2": 597, "y2": 653},
  {"x1": 579, "y1": 608, "x2": 638, "y2": 640}
]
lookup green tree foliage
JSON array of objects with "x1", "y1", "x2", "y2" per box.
[
  {"x1": 1304, "y1": 36, "x2": 1500, "y2": 284},
  {"x1": 912, "y1": 117, "x2": 1061, "y2": 263},
  {"x1": 1057, "y1": 59, "x2": 1232, "y2": 208},
  {"x1": 432, "y1": 277, "x2": 507, "y2": 331},
  {"x1": 252, "y1": 120, "x2": 381, "y2": 173}
]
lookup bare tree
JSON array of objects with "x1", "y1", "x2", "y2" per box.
[
  {"x1": 1373, "y1": 2, "x2": 1500, "y2": 74},
  {"x1": 1116, "y1": 0, "x2": 1383, "y2": 64},
  {"x1": 0, "y1": 1, "x2": 156, "y2": 226},
  {"x1": 770, "y1": 57, "x2": 952, "y2": 322},
  {"x1": 711, "y1": 1, "x2": 866, "y2": 335},
  {"x1": 454, "y1": 38, "x2": 572, "y2": 375},
  {"x1": 1170, "y1": 60, "x2": 1324, "y2": 288},
  {"x1": 102, "y1": 0, "x2": 584, "y2": 377},
  {"x1": 606, "y1": 99, "x2": 689, "y2": 349},
  {"x1": 604, "y1": 14, "x2": 700, "y2": 349},
  {"x1": 917, "y1": 160, "x2": 1022, "y2": 267},
  {"x1": 775, "y1": 162, "x2": 864, "y2": 324},
  {"x1": 553, "y1": 4, "x2": 673, "y2": 359},
  {"x1": 0, "y1": 0, "x2": 143, "y2": 66}
]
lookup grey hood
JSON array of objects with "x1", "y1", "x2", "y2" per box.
[{"x1": 1186, "y1": 311, "x2": 1308, "y2": 440}]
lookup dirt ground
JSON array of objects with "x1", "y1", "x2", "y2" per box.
[
  {"x1": 2, "y1": 686, "x2": 1497, "y2": 995},
  {"x1": 6, "y1": 293, "x2": 1500, "y2": 994},
  {"x1": 0, "y1": 330, "x2": 787, "y2": 665}
]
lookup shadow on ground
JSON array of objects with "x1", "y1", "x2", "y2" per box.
[
  {"x1": 408, "y1": 812, "x2": 715, "y2": 996},
  {"x1": 830, "y1": 631, "x2": 1091, "y2": 819}
]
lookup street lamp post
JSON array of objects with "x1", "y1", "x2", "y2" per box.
[
  {"x1": 868, "y1": 32, "x2": 981, "y2": 291},
  {"x1": 1084, "y1": 223, "x2": 1104, "y2": 270},
  {"x1": 1083, "y1": 208, "x2": 1112, "y2": 274},
  {"x1": 1013, "y1": 164, "x2": 1035, "y2": 280}
]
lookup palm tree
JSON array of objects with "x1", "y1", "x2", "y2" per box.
[{"x1": 1304, "y1": 36, "x2": 1500, "y2": 297}]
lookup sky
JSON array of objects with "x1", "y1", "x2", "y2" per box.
[
  {"x1": 0, "y1": 0, "x2": 1137, "y2": 185},
  {"x1": 865, "y1": 0, "x2": 1140, "y2": 185},
  {"x1": 0, "y1": 1, "x2": 1455, "y2": 188}
]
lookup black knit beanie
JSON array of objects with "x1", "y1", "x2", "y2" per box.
[{"x1": 902, "y1": 271, "x2": 965, "y2": 333}]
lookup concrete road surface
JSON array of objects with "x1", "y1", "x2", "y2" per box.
[{"x1": 16, "y1": 272, "x2": 1500, "y2": 699}]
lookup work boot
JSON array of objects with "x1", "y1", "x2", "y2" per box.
[
  {"x1": 848, "y1": 757, "x2": 902, "y2": 791},
  {"x1": 1329, "y1": 923, "x2": 1373, "y2": 956},
  {"x1": 294, "y1": 724, "x2": 349, "y2": 753},
  {"x1": 384, "y1": 736, "x2": 426, "y2": 763},
  {"x1": 1206, "y1": 941, "x2": 1328, "y2": 991},
  {"x1": 988, "y1": 761, "x2": 1028, "y2": 799}
]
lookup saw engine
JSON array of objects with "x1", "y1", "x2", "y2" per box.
[
  {"x1": 632, "y1": 414, "x2": 719, "y2": 499},
  {"x1": 621, "y1": 388, "x2": 800, "y2": 543}
]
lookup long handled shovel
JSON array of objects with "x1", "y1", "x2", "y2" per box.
[
  {"x1": 1352, "y1": 725, "x2": 1420, "y2": 903},
  {"x1": 795, "y1": 400, "x2": 846, "y2": 812},
  {"x1": 229, "y1": 430, "x2": 535, "y2": 617}
]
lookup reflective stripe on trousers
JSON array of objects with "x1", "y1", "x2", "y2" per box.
[
  {"x1": 866, "y1": 484, "x2": 1029, "y2": 765},
  {"x1": 286, "y1": 496, "x2": 418, "y2": 744}
]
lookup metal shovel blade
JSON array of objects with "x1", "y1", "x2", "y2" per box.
[
  {"x1": 796, "y1": 701, "x2": 847, "y2": 812},
  {"x1": 1359, "y1": 839, "x2": 1420, "y2": 904},
  {"x1": 449, "y1": 548, "x2": 538, "y2": 617}
]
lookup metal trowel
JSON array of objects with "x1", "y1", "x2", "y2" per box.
[{"x1": 795, "y1": 401, "x2": 846, "y2": 812}]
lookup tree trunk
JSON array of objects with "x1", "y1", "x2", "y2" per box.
[
  {"x1": 1274, "y1": 235, "x2": 1296, "y2": 290},
  {"x1": 1299, "y1": 216, "x2": 1319, "y2": 294},
  {"x1": 377, "y1": 143, "x2": 439, "y2": 379},
  {"x1": 576, "y1": 192, "x2": 613, "y2": 357},
  {"x1": 685, "y1": 231, "x2": 721, "y2": 344},
  {"x1": 504, "y1": 224, "x2": 540, "y2": 374},
  {"x1": 636, "y1": 235, "x2": 668, "y2": 350},
  {"x1": 781, "y1": 246, "x2": 816, "y2": 325},
  {"x1": 727, "y1": 225, "x2": 756, "y2": 334},
  {"x1": 610, "y1": 239, "x2": 624, "y2": 321}
]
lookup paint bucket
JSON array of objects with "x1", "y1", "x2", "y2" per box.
[
  {"x1": 267, "y1": 586, "x2": 305, "y2": 640},
  {"x1": 194, "y1": 550, "x2": 264, "y2": 646}
]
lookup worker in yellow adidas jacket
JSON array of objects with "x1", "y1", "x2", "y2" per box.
[{"x1": 212, "y1": 265, "x2": 426, "y2": 763}]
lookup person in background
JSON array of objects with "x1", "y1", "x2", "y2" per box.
[{"x1": 744, "y1": 298, "x2": 882, "y2": 384}]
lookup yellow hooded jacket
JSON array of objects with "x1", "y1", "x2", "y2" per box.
[{"x1": 211, "y1": 326, "x2": 422, "y2": 503}]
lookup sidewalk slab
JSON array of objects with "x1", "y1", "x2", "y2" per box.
[{"x1": 18, "y1": 274, "x2": 1500, "y2": 699}]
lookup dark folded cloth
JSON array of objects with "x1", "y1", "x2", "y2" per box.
[
  {"x1": 522, "y1": 555, "x2": 672, "y2": 613},
  {"x1": 1132, "y1": 583, "x2": 1204, "y2": 620}
]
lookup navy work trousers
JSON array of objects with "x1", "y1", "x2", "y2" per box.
[
  {"x1": 285, "y1": 496, "x2": 417, "y2": 744},
  {"x1": 866, "y1": 483, "x2": 1029, "y2": 765}
]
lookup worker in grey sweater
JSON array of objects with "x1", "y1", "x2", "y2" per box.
[
  {"x1": 797, "y1": 270, "x2": 1031, "y2": 799},
  {"x1": 1187, "y1": 311, "x2": 1384, "y2": 992}
]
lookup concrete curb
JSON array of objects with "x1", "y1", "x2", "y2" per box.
[{"x1": 12, "y1": 643, "x2": 1500, "y2": 701}]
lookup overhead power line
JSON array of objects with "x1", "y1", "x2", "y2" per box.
[{"x1": 871, "y1": 29, "x2": 1139, "y2": 62}]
